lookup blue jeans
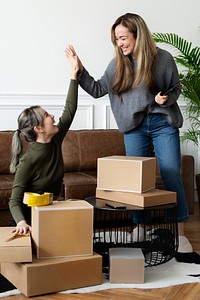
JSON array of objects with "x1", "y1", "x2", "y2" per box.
[{"x1": 124, "y1": 113, "x2": 189, "y2": 223}]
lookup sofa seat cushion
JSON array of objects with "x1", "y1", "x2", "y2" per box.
[
  {"x1": 63, "y1": 171, "x2": 97, "y2": 200},
  {"x1": 0, "y1": 175, "x2": 14, "y2": 209},
  {"x1": 0, "y1": 210, "x2": 12, "y2": 227}
]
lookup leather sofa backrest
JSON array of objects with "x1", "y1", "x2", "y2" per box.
[
  {"x1": 62, "y1": 129, "x2": 126, "y2": 172},
  {"x1": 0, "y1": 129, "x2": 126, "y2": 174},
  {"x1": 0, "y1": 131, "x2": 14, "y2": 174},
  {"x1": 0, "y1": 131, "x2": 29, "y2": 174}
]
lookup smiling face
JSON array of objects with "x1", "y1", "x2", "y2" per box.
[
  {"x1": 41, "y1": 109, "x2": 59, "y2": 136},
  {"x1": 35, "y1": 108, "x2": 59, "y2": 142},
  {"x1": 114, "y1": 24, "x2": 136, "y2": 56}
]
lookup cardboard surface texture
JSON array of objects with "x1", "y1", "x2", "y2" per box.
[
  {"x1": 1, "y1": 253, "x2": 102, "y2": 297},
  {"x1": 32, "y1": 200, "x2": 93, "y2": 258},
  {"x1": 0, "y1": 227, "x2": 32, "y2": 263},
  {"x1": 109, "y1": 248, "x2": 144, "y2": 284},
  {"x1": 97, "y1": 156, "x2": 156, "y2": 193},
  {"x1": 96, "y1": 188, "x2": 176, "y2": 207}
]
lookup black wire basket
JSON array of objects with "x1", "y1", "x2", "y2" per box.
[{"x1": 90, "y1": 199, "x2": 178, "y2": 271}]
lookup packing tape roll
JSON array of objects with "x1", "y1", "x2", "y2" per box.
[{"x1": 23, "y1": 192, "x2": 53, "y2": 207}]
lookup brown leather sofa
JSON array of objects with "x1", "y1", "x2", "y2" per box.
[{"x1": 0, "y1": 129, "x2": 195, "y2": 226}]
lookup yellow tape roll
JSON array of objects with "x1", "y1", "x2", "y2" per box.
[{"x1": 23, "y1": 192, "x2": 53, "y2": 207}]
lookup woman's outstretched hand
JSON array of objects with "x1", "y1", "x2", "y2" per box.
[
  {"x1": 11, "y1": 220, "x2": 32, "y2": 235},
  {"x1": 65, "y1": 44, "x2": 83, "y2": 79}
]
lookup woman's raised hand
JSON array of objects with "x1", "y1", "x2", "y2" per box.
[{"x1": 65, "y1": 45, "x2": 83, "y2": 79}]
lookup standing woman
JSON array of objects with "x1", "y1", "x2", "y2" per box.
[
  {"x1": 67, "y1": 13, "x2": 192, "y2": 253},
  {"x1": 9, "y1": 46, "x2": 79, "y2": 235}
]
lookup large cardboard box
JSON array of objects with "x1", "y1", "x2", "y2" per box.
[
  {"x1": 1, "y1": 253, "x2": 102, "y2": 297},
  {"x1": 0, "y1": 227, "x2": 32, "y2": 263},
  {"x1": 97, "y1": 156, "x2": 156, "y2": 193},
  {"x1": 109, "y1": 248, "x2": 144, "y2": 284},
  {"x1": 32, "y1": 200, "x2": 93, "y2": 258},
  {"x1": 96, "y1": 188, "x2": 176, "y2": 207}
]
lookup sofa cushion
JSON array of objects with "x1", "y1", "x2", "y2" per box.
[
  {"x1": 62, "y1": 129, "x2": 126, "y2": 172},
  {"x1": 0, "y1": 131, "x2": 29, "y2": 174},
  {"x1": 62, "y1": 130, "x2": 80, "y2": 171},
  {"x1": 0, "y1": 174, "x2": 14, "y2": 209},
  {"x1": 0, "y1": 210, "x2": 12, "y2": 227},
  {"x1": 63, "y1": 171, "x2": 97, "y2": 200},
  {"x1": 0, "y1": 131, "x2": 14, "y2": 174}
]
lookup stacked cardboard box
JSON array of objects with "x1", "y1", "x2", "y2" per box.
[
  {"x1": 1, "y1": 200, "x2": 102, "y2": 296},
  {"x1": 31, "y1": 200, "x2": 93, "y2": 258},
  {"x1": 109, "y1": 248, "x2": 144, "y2": 283},
  {"x1": 96, "y1": 155, "x2": 176, "y2": 207},
  {"x1": 1, "y1": 254, "x2": 102, "y2": 297},
  {"x1": 95, "y1": 156, "x2": 176, "y2": 284}
]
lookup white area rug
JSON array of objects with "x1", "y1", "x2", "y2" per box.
[{"x1": 0, "y1": 259, "x2": 200, "y2": 298}]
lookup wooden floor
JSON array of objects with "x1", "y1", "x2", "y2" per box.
[{"x1": 2, "y1": 203, "x2": 200, "y2": 300}]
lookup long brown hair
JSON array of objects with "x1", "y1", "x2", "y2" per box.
[{"x1": 111, "y1": 13, "x2": 157, "y2": 95}]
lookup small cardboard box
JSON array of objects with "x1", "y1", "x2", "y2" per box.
[
  {"x1": 97, "y1": 156, "x2": 156, "y2": 193},
  {"x1": 31, "y1": 200, "x2": 93, "y2": 258},
  {"x1": 109, "y1": 248, "x2": 144, "y2": 284},
  {"x1": 1, "y1": 253, "x2": 102, "y2": 297},
  {"x1": 0, "y1": 227, "x2": 32, "y2": 263},
  {"x1": 96, "y1": 188, "x2": 176, "y2": 207}
]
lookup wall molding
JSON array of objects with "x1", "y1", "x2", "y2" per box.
[
  {"x1": 0, "y1": 93, "x2": 96, "y2": 106},
  {"x1": 0, "y1": 93, "x2": 97, "y2": 130},
  {"x1": 0, "y1": 92, "x2": 187, "y2": 106},
  {"x1": 104, "y1": 104, "x2": 117, "y2": 129},
  {"x1": 0, "y1": 92, "x2": 192, "y2": 131}
]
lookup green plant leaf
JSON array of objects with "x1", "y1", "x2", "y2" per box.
[
  {"x1": 152, "y1": 32, "x2": 200, "y2": 149},
  {"x1": 152, "y1": 33, "x2": 200, "y2": 72}
]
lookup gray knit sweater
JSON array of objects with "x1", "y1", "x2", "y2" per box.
[{"x1": 78, "y1": 48, "x2": 183, "y2": 132}]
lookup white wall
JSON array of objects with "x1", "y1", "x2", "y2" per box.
[
  {"x1": 0, "y1": 0, "x2": 199, "y2": 94},
  {"x1": 0, "y1": 0, "x2": 199, "y2": 171}
]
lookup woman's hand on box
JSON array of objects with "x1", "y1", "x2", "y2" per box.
[{"x1": 12, "y1": 220, "x2": 32, "y2": 235}]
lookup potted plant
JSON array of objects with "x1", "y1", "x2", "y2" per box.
[{"x1": 152, "y1": 32, "x2": 200, "y2": 206}]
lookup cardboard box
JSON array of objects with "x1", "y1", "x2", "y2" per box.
[
  {"x1": 97, "y1": 156, "x2": 156, "y2": 193},
  {"x1": 31, "y1": 200, "x2": 93, "y2": 258},
  {"x1": 1, "y1": 253, "x2": 102, "y2": 297},
  {"x1": 0, "y1": 227, "x2": 32, "y2": 263},
  {"x1": 96, "y1": 188, "x2": 176, "y2": 207},
  {"x1": 109, "y1": 248, "x2": 144, "y2": 283}
]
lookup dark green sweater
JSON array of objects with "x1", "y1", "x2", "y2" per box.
[{"x1": 9, "y1": 80, "x2": 78, "y2": 224}]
